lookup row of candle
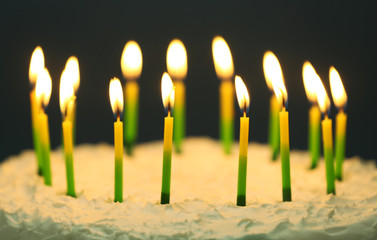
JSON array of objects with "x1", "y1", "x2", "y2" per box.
[{"x1": 28, "y1": 36, "x2": 347, "y2": 206}]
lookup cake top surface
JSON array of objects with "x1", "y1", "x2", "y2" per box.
[{"x1": 0, "y1": 137, "x2": 376, "y2": 239}]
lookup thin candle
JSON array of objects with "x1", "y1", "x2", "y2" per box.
[
  {"x1": 167, "y1": 39, "x2": 187, "y2": 153},
  {"x1": 212, "y1": 36, "x2": 234, "y2": 154},
  {"x1": 109, "y1": 78, "x2": 125, "y2": 203},
  {"x1": 317, "y1": 77, "x2": 336, "y2": 194},
  {"x1": 302, "y1": 62, "x2": 322, "y2": 169},
  {"x1": 160, "y1": 72, "x2": 175, "y2": 204},
  {"x1": 265, "y1": 51, "x2": 292, "y2": 202},
  {"x1": 234, "y1": 76, "x2": 250, "y2": 207},
  {"x1": 121, "y1": 41, "x2": 143, "y2": 155},
  {"x1": 263, "y1": 52, "x2": 280, "y2": 160},
  {"x1": 29, "y1": 46, "x2": 45, "y2": 175},
  {"x1": 35, "y1": 68, "x2": 53, "y2": 186},
  {"x1": 329, "y1": 67, "x2": 348, "y2": 181},
  {"x1": 59, "y1": 68, "x2": 77, "y2": 197},
  {"x1": 64, "y1": 57, "x2": 80, "y2": 146}
]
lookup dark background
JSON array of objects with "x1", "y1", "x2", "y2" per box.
[{"x1": 1, "y1": 1, "x2": 376, "y2": 162}]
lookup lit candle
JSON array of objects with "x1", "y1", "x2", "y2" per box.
[
  {"x1": 64, "y1": 57, "x2": 80, "y2": 146},
  {"x1": 59, "y1": 67, "x2": 77, "y2": 197},
  {"x1": 263, "y1": 51, "x2": 280, "y2": 161},
  {"x1": 329, "y1": 67, "x2": 347, "y2": 181},
  {"x1": 212, "y1": 36, "x2": 235, "y2": 154},
  {"x1": 265, "y1": 52, "x2": 292, "y2": 202},
  {"x1": 160, "y1": 72, "x2": 175, "y2": 204},
  {"x1": 109, "y1": 78, "x2": 125, "y2": 202},
  {"x1": 35, "y1": 68, "x2": 53, "y2": 186},
  {"x1": 167, "y1": 39, "x2": 187, "y2": 153},
  {"x1": 29, "y1": 46, "x2": 45, "y2": 175},
  {"x1": 121, "y1": 41, "x2": 143, "y2": 155},
  {"x1": 234, "y1": 76, "x2": 250, "y2": 206},
  {"x1": 302, "y1": 62, "x2": 322, "y2": 169},
  {"x1": 317, "y1": 77, "x2": 336, "y2": 194}
]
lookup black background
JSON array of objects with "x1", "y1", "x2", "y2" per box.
[{"x1": 1, "y1": 1, "x2": 376, "y2": 162}]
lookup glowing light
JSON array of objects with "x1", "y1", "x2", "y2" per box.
[
  {"x1": 212, "y1": 36, "x2": 234, "y2": 80},
  {"x1": 64, "y1": 56, "x2": 80, "y2": 93},
  {"x1": 263, "y1": 51, "x2": 287, "y2": 107},
  {"x1": 121, "y1": 41, "x2": 143, "y2": 80},
  {"x1": 35, "y1": 68, "x2": 52, "y2": 109},
  {"x1": 109, "y1": 77, "x2": 124, "y2": 118},
  {"x1": 59, "y1": 68, "x2": 75, "y2": 116},
  {"x1": 161, "y1": 72, "x2": 175, "y2": 113},
  {"x1": 29, "y1": 46, "x2": 45, "y2": 86},
  {"x1": 329, "y1": 66, "x2": 347, "y2": 109},
  {"x1": 235, "y1": 75, "x2": 250, "y2": 114},
  {"x1": 315, "y1": 76, "x2": 331, "y2": 114},
  {"x1": 166, "y1": 39, "x2": 187, "y2": 80},
  {"x1": 302, "y1": 61, "x2": 322, "y2": 104}
]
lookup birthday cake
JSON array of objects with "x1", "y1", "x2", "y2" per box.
[{"x1": 0, "y1": 137, "x2": 376, "y2": 239}]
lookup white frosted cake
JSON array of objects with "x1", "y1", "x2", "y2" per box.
[{"x1": 0, "y1": 137, "x2": 376, "y2": 239}]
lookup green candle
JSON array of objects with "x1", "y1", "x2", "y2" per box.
[
  {"x1": 280, "y1": 107, "x2": 291, "y2": 201},
  {"x1": 29, "y1": 46, "x2": 45, "y2": 176},
  {"x1": 268, "y1": 95, "x2": 280, "y2": 160},
  {"x1": 172, "y1": 81, "x2": 185, "y2": 153},
  {"x1": 109, "y1": 78, "x2": 125, "y2": 203},
  {"x1": 35, "y1": 68, "x2": 53, "y2": 186},
  {"x1": 329, "y1": 66, "x2": 348, "y2": 181},
  {"x1": 166, "y1": 39, "x2": 188, "y2": 153},
  {"x1": 308, "y1": 105, "x2": 321, "y2": 169},
  {"x1": 160, "y1": 73, "x2": 175, "y2": 204},
  {"x1": 235, "y1": 76, "x2": 250, "y2": 207},
  {"x1": 322, "y1": 115, "x2": 335, "y2": 194},
  {"x1": 212, "y1": 36, "x2": 235, "y2": 154},
  {"x1": 63, "y1": 120, "x2": 76, "y2": 197},
  {"x1": 121, "y1": 41, "x2": 143, "y2": 155},
  {"x1": 124, "y1": 81, "x2": 139, "y2": 155}
]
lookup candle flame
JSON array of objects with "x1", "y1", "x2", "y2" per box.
[
  {"x1": 29, "y1": 46, "x2": 45, "y2": 87},
  {"x1": 302, "y1": 61, "x2": 322, "y2": 104},
  {"x1": 64, "y1": 56, "x2": 80, "y2": 93},
  {"x1": 329, "y1": 66, "x2": 347, "y2": 109},
  {"x1": 167, "y1": 39, "x2": 187, "y2": 80},
  {"x1": 121, "y1": 41, "x2": 143, "y2": 80},
  {"x1": 161, "y1": 72, "x2": 175, "y2": 114},
  {"x1": 35, "y1": 68, "x2": 52, "y2": 109},
  {"x1": 109, "y1": 77, "x2": 124, "y2": 119},
  {"x1": 315, "y1": 76, "x2": 331, "y2": 114},
  {"x1": 235, "y1": 75, "x2": 250, "y2": 114},
  {"x1": 59, "y1": 68, "x2": 75, "y2": 117},
  {"x1": 212, "y1": 36, "x2": 234, "y2": 80},
  {"x1": 263, "y1": 51, "x2": 287, "y2": 108}
]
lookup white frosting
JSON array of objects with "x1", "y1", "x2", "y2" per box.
[{"x1": 0, "y1": 137, "x2": 376, "y2": 239}]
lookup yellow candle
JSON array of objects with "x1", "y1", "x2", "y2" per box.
[
  {"x1": 212, "y1": 36, "x2": 234, "y2": 154},
  {"x1": 29, "y1": 46, "x2": 45, "y2": 175},
  {"x1": 329, "y1": 66, "x2": 348, "y2": 181},
  {"x1": 322, "y1": 115, "x2": 335, "y2": 194},
  {"x1": 167, "y1": 39, "x2": 188, "y2": 153},
  {"x1": 60, "y1": 69, "x2": 77, "y2": 197},
  {"x1": 235, "y1": 76, "x2": 250, "y2": 206},
  {"x1": 114, "y1": 117, "x2": 123, "y2": 203},
  {"x1": 220, "y1": 80, "x2": 234, "y2": 154},
  {"x1": 38, "y1": 111, "x2": 52, "y2": 185},
  {"x1": 316, "y1": 73, "x2": 336, "y2": 194},
  {"x1": 302, "y1": 61, "x2": 323, "y2": 169},
  {"x1": 160, "y1": 72, "x2": 175, "y2": 204},
  {"x1": 35, "y1": 67, "x2": 52, "y2": 186},
  {"x1": 263, "y1": 51, "x2": 291, "y2": 202},
  {"x1": 279, "y1": 107, "x2": 291, "y2": 201},
  {"x1": 335, "y1": 110, "x2": 347, "y2": 180},
  {"x1": 121, "y1": 41, "x2": 143, "y2": 155},
  {"x1": 109, "y1": 78, "x2": 125, "y2": 203}
]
